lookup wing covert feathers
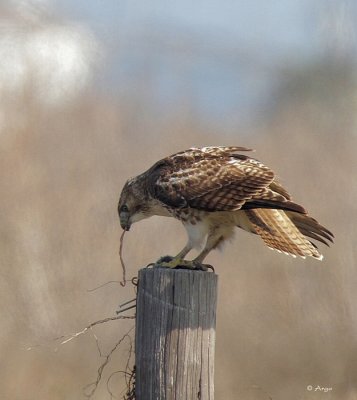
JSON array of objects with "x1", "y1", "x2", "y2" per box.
[{"x1": 149, "y1": 146, "x2": 274, "y2": 211}]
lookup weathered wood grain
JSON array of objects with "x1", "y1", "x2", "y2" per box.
[{"x1": 135, "y1": 268, "x2": 218, "y2": 400}]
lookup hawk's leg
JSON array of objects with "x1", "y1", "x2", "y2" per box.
[
  {"x1": 153, "y1": 244, "x2": 191, "y2": 269},
  {"x1": 193, "y1": 234, "x2": 225, "y2": 264},
  {"x1": 175, "y1": 244, "x2": 192, "y2": 259}
]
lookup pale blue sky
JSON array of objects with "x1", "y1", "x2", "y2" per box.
[
  {"x1": 57, "y1": 0, "x2": 318, "y2": 54},
  {"x1": 54, "y1": 0, "x2": 356, "y2": 122}
]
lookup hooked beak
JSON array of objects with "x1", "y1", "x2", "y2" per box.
[{"x1": 120, "y1": 218, "x2": 131, "y2": 231}]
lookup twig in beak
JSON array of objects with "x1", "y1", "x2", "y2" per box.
[{"x1": 119, "y1": 230, "x2": 127, "y2": 286}]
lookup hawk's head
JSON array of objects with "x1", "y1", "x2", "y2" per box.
[{"x1": 118, "y1": 178, "x2": 151, "y2": 231}]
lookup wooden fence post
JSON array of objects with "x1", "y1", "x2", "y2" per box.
[{"x1": 135, "y1": 267, "x2": 218, "y2": 400}]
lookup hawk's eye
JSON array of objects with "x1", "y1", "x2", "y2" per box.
[{"x1": 120, "y1": 205, "x2": 129, "y2": 213}]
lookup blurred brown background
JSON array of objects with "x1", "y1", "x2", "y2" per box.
[{"x1": 1, "y1": 1, "x2": 357, "y2": 399}]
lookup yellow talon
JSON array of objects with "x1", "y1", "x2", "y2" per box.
[{"x1": 154, "y1": 256, "x2": 213, "y2": 271}]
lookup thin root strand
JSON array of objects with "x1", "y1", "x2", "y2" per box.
[{"x1": 119, "y1": 230, "x2": 127, "y2": 286}]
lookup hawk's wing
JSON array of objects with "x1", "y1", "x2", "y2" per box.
[{"x1": 147, "y1": 147, "x2": 305, "y2": 213}]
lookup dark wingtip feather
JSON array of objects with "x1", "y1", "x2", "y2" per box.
[
  {"x1": 287, "y1": 212, "x2": 334, "y2": 246},
  {"x1": 242, "y1": 199, "x2": 307, "y2": 214}
]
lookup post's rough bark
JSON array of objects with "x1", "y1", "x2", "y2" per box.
[{"x1": 135, "y1": 268, "x2": 218, "y2": 400}]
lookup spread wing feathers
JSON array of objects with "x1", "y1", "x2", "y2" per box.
[
  {"x1": 245, "y1": 209, "x2": 325, "y2": 259},
  {"x1": 148, "y1": 146, "x2": 302, "y2": 212}
]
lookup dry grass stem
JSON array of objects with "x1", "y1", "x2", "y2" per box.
[
  {"x1": 59, "y1": 316, "x2": 134, "y2": 345},
  {"x1": 87, "y1": 281, "x2": 122, "y2": 292},
  {"x1": 83, "y1": 328, "x2": 134, "y2": 398}
]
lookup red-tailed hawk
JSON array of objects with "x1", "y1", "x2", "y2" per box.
[{"x1": 118, "y1": 146, "x2": 333, "y2": 269}]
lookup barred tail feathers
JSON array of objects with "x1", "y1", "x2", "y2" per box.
[{"x1": 243, "y1": 209, "x2": 324, "y2": 260}]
